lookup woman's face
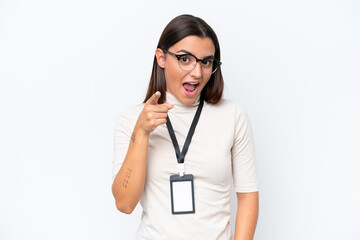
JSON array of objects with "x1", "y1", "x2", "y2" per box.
[{"x1": 156, "y1": 35, "x2": 215, "y2": 106}]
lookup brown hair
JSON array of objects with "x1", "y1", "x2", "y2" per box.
[{"x1": 143, "y1": 14, "x2": 224, "y2": 104}]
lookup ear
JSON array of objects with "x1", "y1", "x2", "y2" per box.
[{"x1": 155, "y1": 48, "x2": 166, "y2": 68}]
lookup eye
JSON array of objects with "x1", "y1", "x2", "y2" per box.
[
  {"x1": 179, "y1": 55, "x2": 191, "y2": 63},
  {"x1": 202, "y1": 58, "x2": 213, "y2": 67}
]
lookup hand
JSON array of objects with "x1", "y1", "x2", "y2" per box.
[{"x1": 134, "y1": 91, "x2": 173, "y2": 136}]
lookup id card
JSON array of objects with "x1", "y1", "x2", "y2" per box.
[{"x1": 170, "y1": 174, "x2": 195, "y2": 214}]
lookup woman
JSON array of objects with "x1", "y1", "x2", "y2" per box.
[{"x1": 112, "y1": 14, "x2": 259, "y2": 240}]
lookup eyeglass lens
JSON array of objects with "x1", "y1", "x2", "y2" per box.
[{"x1": 178, "y1": 55, "x2": 218, "y2": 74}]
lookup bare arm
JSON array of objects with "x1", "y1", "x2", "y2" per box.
[
  {"x1": 111, "y1": 91, "x2": 173, "y2": 214},
  {"x1": 234, "y1": 192, "x2": 259, "y2": 240}
]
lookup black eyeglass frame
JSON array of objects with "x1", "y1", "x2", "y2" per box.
[{"x1": 163, "y1": 49, "x2": 222, "y2": 74}]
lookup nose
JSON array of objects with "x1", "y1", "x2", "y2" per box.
[{"x1": 190, "y1": 61, "x2": 202, "y2": 78}]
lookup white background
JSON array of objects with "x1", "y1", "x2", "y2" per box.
[{"x1": 1, "y1": 0, "x2": 359, "y2": 239}]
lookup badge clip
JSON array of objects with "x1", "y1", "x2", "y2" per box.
[{"x1": 178, "y1": 163, "x2": 185, "y2": 177}]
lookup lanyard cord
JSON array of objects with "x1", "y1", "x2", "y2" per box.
[{"x1": 166, "y1": 99, "x2": 204, "y2": 164}]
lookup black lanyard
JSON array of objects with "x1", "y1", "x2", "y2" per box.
[{"x1": 166, "y1": 99, "x2": 204, "y2": 166}]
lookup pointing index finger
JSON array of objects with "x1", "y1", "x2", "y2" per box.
[{"x1": 147, "y1": 91, "x2": 161, "y2": 105}]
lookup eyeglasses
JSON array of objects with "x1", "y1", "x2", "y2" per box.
[{"x1": 163, "y1": 49, "x2": 222, "y2": 74}]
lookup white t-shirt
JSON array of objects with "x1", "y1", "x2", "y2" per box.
[{"x1": 112, "y1": 92, "x2": 258, "y2": 240}]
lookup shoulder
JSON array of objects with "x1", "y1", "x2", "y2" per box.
[
  {"x1": 203, "y1": 98, "x2": 251, "y2": 131},
  {"x1": 117, "y1": 103, "x2": 144, "y2": 118},
  {"x1": 205, "y1": 98, "x2": 246, "y2": 117},
  {"x1": 115, "y1": 103, "x2": 144, "y2": 130}
]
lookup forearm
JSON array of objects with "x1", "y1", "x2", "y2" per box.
[
  {"x1": 112, "y1": 127, "x2": 149, "y2": 214},
  {"x1": 112, "y1": 91, "x2": 172, "y2": 214},
  {"x1": 234, "y1": 192, "x2": 259, "y2": 240}
]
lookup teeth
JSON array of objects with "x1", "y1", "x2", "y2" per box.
[{"x1": 188, "y1": 82, "x2": 198, "y2": 85}]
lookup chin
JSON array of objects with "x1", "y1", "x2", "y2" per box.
[
  {"x1": 182, "y1": 95, "x2": 199, "y2": 105},
  {"x1": 181, "y1": 99, "x2": 194, "y2": 106}
]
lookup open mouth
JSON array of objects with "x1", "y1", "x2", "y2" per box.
[{"x1": 183, "y1": 82, "x2": 199, "y2": 96}]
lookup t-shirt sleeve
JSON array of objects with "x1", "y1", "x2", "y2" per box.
[
  {"x1": 112, "y1": 113, "x2": 132, "y2": 181},
  {"x1": 231, "y1": 104, "x2": 259, "y2": 192}
]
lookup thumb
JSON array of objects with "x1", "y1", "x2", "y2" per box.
[
  {"x1": 147, "y1": 91, "x2": 161, "y2": 105},
  {"x1": 163, "y1": 102, "x2": 174, "y2": 110}
]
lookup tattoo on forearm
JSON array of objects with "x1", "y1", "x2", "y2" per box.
[
  {"x1": 122, "y1": 168, "x2": 132, "y2": 188},
  {"x1": 131, "y1": 132, "x2": 135, "y2": 142}
]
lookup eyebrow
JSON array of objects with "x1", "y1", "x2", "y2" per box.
[{"x1": 176, "y1": 49, "x2": 214, "y2": 59}]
